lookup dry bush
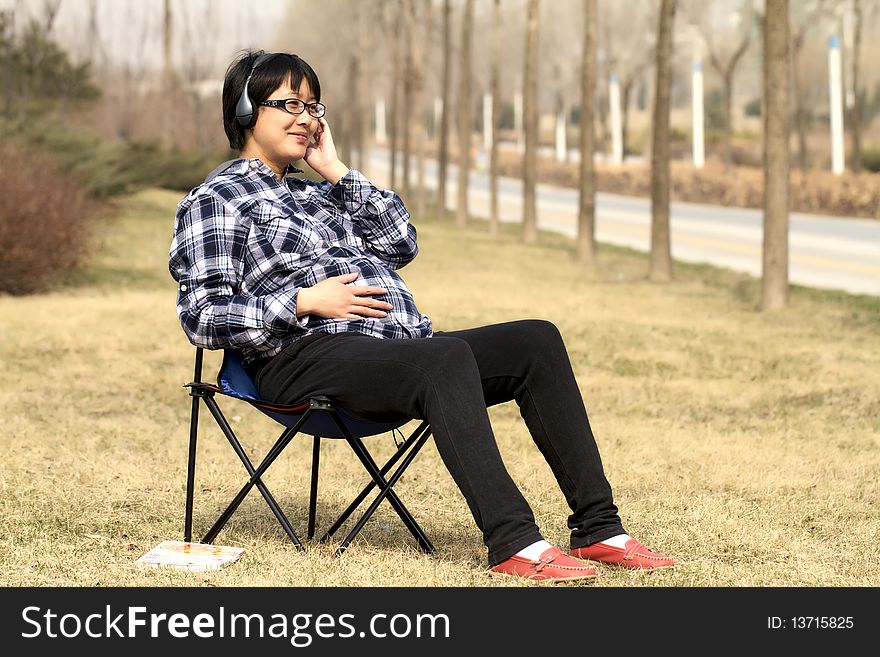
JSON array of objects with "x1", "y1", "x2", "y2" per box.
[
  {"x1": 493, "y1": 151, "x2": 880, "y2": 220},
  {"x1": 0, "y1": 143, "x2": 96, "y2": 295}
]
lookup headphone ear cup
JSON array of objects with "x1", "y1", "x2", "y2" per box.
[
  {"x1": 235, "y1": 80, "x2": 255, "y2": 127},
  {"x1": 235, "y1": 53, "x2": 274, "y2": 128}
]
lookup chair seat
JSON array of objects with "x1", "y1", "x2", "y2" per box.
[{"x1": 218, "y1": 350, "x2": 409, "y2": 438}]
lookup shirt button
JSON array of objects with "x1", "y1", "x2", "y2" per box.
[
  {"x1": 249, "y1": 161, "x2": 258, "y2": 169},
  {"x1": 180, "y1": 284, "x2": 188, "y2": 292}
]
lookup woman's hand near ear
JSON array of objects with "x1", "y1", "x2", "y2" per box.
[{"x1": 304, "y1": 118, "x2": 349, "y2": 184}]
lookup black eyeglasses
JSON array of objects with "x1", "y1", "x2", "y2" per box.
[{"x1": 260, "y1": 98, "x2": 326, "y2": 118}]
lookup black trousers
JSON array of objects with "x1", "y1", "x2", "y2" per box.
[{"x1": 254, "y1": 319, "x2": 624, "y2": 565}]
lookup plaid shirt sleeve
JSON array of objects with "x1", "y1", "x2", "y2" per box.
[
  {"x1": 322, "y1": 169, "x2": 419, "y2": 270},
  {"x1": 169, "y1": 189, "x2": 305, "y2": 352}
]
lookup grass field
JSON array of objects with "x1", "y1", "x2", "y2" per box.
[{"x1": 1, "y1": 187, "x2": 878, "y2": 587}]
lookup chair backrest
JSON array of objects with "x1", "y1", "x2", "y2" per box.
[
  {"x1": 216, "y1": 350, "x2": 408, "y2": 439},
  {"x1": 218, "y1": 350, "x2": 262, "y2": 402}
]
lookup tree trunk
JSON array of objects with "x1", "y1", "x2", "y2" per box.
[
  {"x1": 791, "y1": 31, "x2": 808, "y2": 170},
  {"x1": 703, "y1": 5, "x2": 751, "y2": 171},
  {"x1": 437, "y1": 0, "x2": 452, "y2": 220},
  {"x1": 340, "y1": 54, "x2": 356, "y2": 167},
  {"x1": 723, "y1": 72, "x2": 734, "y2": 169},
  {"x1": 761, "y1": 0, "x2": 790, "y2": 311},
  {"x1": 597, "y1": 83, "x2": 609, "y2": 154},
  {"x1": 357, "y1": 3, "x2": 372, "y2": 176},
  {"x1": 3, "y1": 10, "x2": 14, "y2": 121},
  {"x1": 621, "y1": 75, "x2": 633, "y2": 161},
  {"x1": 414, "y1": 0, "x2": 430, "y2": 220},
  {"x1": 489, "y1": 0, "x2": 501, "y2": 236},
  {"x1": 577, "y1": 0, "x2": 597, "y2": 263},
  {"x1": 522, "y1": 0, "x2": 539, "y2": 244},
  {"x1": 649, "y1": 0, "x2": 675, "y2": 282},
  {"x1": 849, "y1": 0, "x2": 862, "y2": 173},
  {"x1": 456, "y1": 0, "x2": 474, "y2": 228},
  {"x1": 401, "y1": 0, "x2": 414, "y2": 203},
  {"x1": 388, "y1": 5, "x2": 402, "y2": 190},
  {"x1": 162, "y1": 0, "x2": 174, "y2": 148}
]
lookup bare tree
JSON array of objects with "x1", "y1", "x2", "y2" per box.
[
  {"x1": 619, "y1": 54, "x2": 653, "y2": 161},
  {"x1": 489, "y1": 0, "x2": 501, "y2": 235},
  {"x1": 522, "y1": 0, "x2": 539, "y2": 244},
  {"x1": 437, "y1": 0, "x2": 452, "y2": 220},
  {"x1": 85, "y1": 0, "x2": 105, "y2": 69},
  {"x1": 113, "y1": 3, "x2": 151, "y2": 141},
  {"x1": 179, "y1": 0, "x2": 217, "y2": 151},
  {"x1": 456, "y1": 0, "x2": 474, "y2": 228},
  {"x1": 341, "y1": 29, "x2": 358, "y2": 167},
  {"x1": 400, "y1": 0, "x2": 427, "y2": 215},
  {"x1": 385, "y1": 2, "x2": 402, "y2": 190},
  {"x1": 697, "y1": 0, "x2": 753, "y2": 170},
  {"x1": 42, "y1": 0, "x2": 62, "y2": 33},
  {"x1": 17, "y1": 0, "x2": 64, "y2": 125},
  {"x1": 849, "y1": 0, "x2": 863, "y2": 173},
  {"x1": 761, "y1": 0, "x2": 790, "y2": 311},
  {"x1": 357, "y1": 2, "x2": 372, "y2": 175},
  {"x1": 414, "y1": 0, "x2": 432, "y2": 220},
  {"x1": 602, "y1": 4, "x2": 656, "y2": 161},
  {"x1": 401, "y1": 0, "x2": 415, "y2": 202},
  {"x1": 577, "y1": 0, "x2": 597, "y2": 263},
  {"x1": 650, "y1": 0, "x2": 676, "y2": 282},
  {"x1": 790, "y1": 0, "x2": 827, "y2": 170},
  {"x1": 162, "y1": 0, "x2": 176, "y2": 147},
  {"x1": 2, "y1": 3, "x2": 19, "y2": 121}
]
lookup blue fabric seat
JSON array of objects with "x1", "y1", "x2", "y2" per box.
[
  {"x1": 218, "y1": 350, "x2": 406, "y2": 439},
  {"x1": 182, "y1": 347, "x2": 435, "y2": 555}
]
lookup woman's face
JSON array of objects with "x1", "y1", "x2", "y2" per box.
[{"x1": 245, "y1": 77, "x2": 318, "y2": 170}]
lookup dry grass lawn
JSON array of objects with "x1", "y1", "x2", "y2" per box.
[{"x1": 1, "y1": 188, "x2": 878, "y2": 587}]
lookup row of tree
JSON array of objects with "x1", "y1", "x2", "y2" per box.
[
  {"x1": 3, "y1": 1, "x2": 858, "y2": 310},
  {"x1": 419, "y1": 0, "x2": 794, "y2": 310},
  {"x1": 317, "y1": 0, "x2": 876, "y2": 182}
]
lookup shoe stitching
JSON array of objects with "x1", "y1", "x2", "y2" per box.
[
  {"x1": 573, "y1": 546, "x2": 672, "y2": 564},
  {"x1": 534, "y1": 551, "x2": 591, "y2": 574},
  {"x1": 494, "y1": 554, "x2": 595, "y2": 576}
]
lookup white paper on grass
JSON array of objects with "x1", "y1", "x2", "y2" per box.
[{"x1": 135, "y1": 540, "x2": 245, "y2": 572}]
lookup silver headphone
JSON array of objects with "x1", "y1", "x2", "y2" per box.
[{"x1": 235, "y1": 53, "x2": 275, "y2": 128}]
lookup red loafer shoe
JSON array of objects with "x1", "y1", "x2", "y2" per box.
[
  {"x1": 490, "y1": 546, "x2": 598, "y2": 583},
  {"x1": 571, "y1": 538, "x2": 674, "y2": 570}
]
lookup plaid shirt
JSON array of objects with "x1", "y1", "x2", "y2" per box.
[{"x1": 169, "y1": 158, "x2": 433, "y2": 367}]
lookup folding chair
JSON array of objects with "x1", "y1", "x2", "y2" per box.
[{"x1": 182, "y1": 347, "x2": 436, "y2": 556}]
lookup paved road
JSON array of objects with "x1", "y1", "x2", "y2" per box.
[{"x1": 366, "y1": 151, "x2": 880, "y2": 297}]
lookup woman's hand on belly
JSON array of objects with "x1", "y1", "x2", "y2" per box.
[{"x1": 297, "y1": 272, "x2": 394, "y2": 320}]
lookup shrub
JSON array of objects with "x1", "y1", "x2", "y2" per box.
[
  {"x1": 0, "y1": 143, "x2": 96, "y2": 294},
  {"x1": 21, "y1": 122, "x2": 230, "y2": 197},
  {"x1": 862, "y1": 148, "x2": 880, "y2": 173}
]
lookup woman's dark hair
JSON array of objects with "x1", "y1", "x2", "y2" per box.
[{"x1": 222, "y1": 50, "x2": 322, "y2": 151}]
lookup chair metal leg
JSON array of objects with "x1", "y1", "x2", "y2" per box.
[
  {"x1": 320, "y1": 421, "x2": 430, "y2": 542},
  {"x1": 201, "y1": 396, "x2": 311, "y2": 550},
  {"x1": 327, "y1": 411, "x2": 435, "y2": 554},
  {"x1": 183, "y1": 394, "x2": 200, "y2": 543},
  {"x1": 183, "y1": 348, "x2": 205, "y2": 543},
  {"x1": 308, "y1": 436, "x2": 321, "y2": 539},
  {"x1": 336, "y1": 428, "x2": 435, "y2": 556}
]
